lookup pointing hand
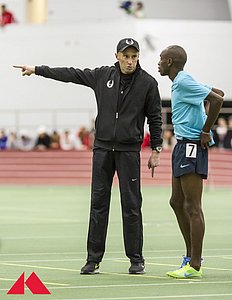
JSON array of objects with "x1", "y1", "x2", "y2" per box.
[{"x1": 13, "y1": 65, "x2": 35, "y2": 76}]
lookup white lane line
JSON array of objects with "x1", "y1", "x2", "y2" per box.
[
  {"x1": 0, "y1": 261, "x2": 231, "y2": 281},
  {"x1": 0, "y1": 254, "x2": 231, "y2": 263},
  {"x1": 0, "y1": 277, "x2": 69, "y2": 286},
  {"x1": 49, "y1": 280, "x2": 232, "y2": 290},
  {"x1": 0, "y1": 262, "x2": 80, "y2": 272},
  {"x1": 1, "y1": 236, "x2": 78, "y2": 240},
  {"x1": 113, "y1": 260, "x2": 232, "y2": 272},
  {"x1": 0, "y1": 280, "x2": 232, "y2": 292},
  {"x1": 0, "y1": 263, "x2": 166, "y2": 279},
  {"x1": 0, "y1": 248, "x2": 231, "y2": 256},
  {"x1": 1, "y1": 233, "x2": 232, "y2": 239},
  {"x1": 0, "y1": 259, "x2": 231, "y2": 273}
]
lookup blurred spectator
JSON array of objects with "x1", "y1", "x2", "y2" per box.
[
  {"x1": 34, "y1": 126, "x2": 51, "y2": 150},
  {"x1": 0, "y1": 4, "x2": 16, "y2": 26},
  {"x1": 50, "y1": 130, "x2": 60, "y2": 149},
  {"x1": 223, "y1": 116, "x2": 232, "y2": 149},
  {"x1": 6, "y1": 131, "x2": 18, "y2": 150},
  {"x1": 162, "y1": 129, "x2": 176, "y2": 150},
  {"x1": 213, "y1": 117, "x2": 228, "y2": 148},
  {"x1": 119, "y1": 1, "x2": 133, "y2": 15},
  {"x1": 133, "y1": 1, "x2": 145, "y2": 18},
  {"x1": 119, "y1": 1, "x2": 145, "y2": 18},
  {"x1": 141, "y1": 132, "x2": 150, "y2": 149},
  {"x1": 77, "y1": 126, "x2": 91, "y2": 149},
  {"x1": 60, "y1": 130, "x2": 79, "y2": 150},
  {"x1": 18, "y1": 130, "x2": 35, "y2": 151},
  {"x1": 0, "y1": 129, "x2": 7, "y2": 150}
]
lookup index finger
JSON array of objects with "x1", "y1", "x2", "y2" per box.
[
  {"x1": 13, "y1": 65, "x2": 24, "y2": 69},
  {"x1": 151, "y1": 166, "x2": 155, "y2": 178}
]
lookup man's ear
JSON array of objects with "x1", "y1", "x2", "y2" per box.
[
  {"x1": 115, "y1": 53, "x2": 119, "y2": 60},
  {"x1": 167, "y1": 58, "x2": 173, "y2": 67}
]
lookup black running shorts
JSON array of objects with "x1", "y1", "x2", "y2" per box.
[{"x1": 172, "y1": 139, "x2": 208, "y2": 179}]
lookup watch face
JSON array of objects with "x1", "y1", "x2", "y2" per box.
[{"x1": 155, "y1": 146, "x2": 162, "y2": 152}]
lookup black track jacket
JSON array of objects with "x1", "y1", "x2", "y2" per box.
[{"x1": 35, "y1": 62, "x2": 163, "y2": 151}]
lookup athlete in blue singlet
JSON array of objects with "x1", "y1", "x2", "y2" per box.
[
  {"x1": 158, "y1": 45, "x2": 224, "y2": 278},
  {"x1": 172, "y1": 71, "x2": 211, "y2": 140}
]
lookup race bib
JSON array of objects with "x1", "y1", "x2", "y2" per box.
[{"x1": 186, "y1": 143, "x2": 197, "y2": 158}]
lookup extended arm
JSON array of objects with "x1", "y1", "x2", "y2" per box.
[{"x1": 13, "y1": 65, "x2": 99, "y2": 89}]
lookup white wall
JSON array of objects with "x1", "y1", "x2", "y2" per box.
[
  {"x1": 143, "y1": 0, "x2": 230, "y2": 20},
  {"x1": 1, "y1": 18, "x2": 232, "y2": 131},
  {"x1": 3, "y1": 0, "x2": 231, "y2": 23},
  {"x1": 0, "y1": 19, "x2": 137, "y2": 131},
  {"x1": 1, "y1": 0, "x2": 130, "y2": 24},
  {"x1": 228, "y1": 0, "x2": 232, "y2": 18},
  {"x1": 136, "y1": 20, "x2": 232, "y2": 100}
]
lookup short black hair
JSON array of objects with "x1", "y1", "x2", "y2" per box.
[{"x1": 166, "y1": 45, "x2": 187, "y2": 68}]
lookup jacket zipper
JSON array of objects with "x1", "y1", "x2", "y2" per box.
[{"x1": 112, "y1": 112, "x2": 119, "y2": 151}]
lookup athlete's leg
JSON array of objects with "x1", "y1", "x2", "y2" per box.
[
  {"x1": 116, "y1": 151, "x2": 144, "y2": 263},
  {"x1": 170, "y1": 176, "x2": 191, "y2": 258},
  {"x1": 87, "y1": 149, "x2": 115, "y2": 262},
  {"x1": 180, "y1": 173, "x2": 205, "y2": 271}
]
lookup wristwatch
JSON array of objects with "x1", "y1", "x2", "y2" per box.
[{"x1": 153, "y1": 146, "x2": 162, "y2": 153}]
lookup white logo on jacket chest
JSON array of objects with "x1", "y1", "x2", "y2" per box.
[{"x1": 107, "y1": 80, "x2": 114, "y2": 88}]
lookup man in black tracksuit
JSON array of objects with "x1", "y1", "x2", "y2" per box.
[{"x1": 14, "y1": 38, "x2": 163, "y2": 274}]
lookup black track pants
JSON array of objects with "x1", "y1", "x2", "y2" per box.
[{"x1": 86, "y1": 149, "x2": 144, "y2": 263}]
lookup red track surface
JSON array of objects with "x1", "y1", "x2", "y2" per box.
[{"x1": 0, "y1": 149, "x2": 231, "y2": 187}]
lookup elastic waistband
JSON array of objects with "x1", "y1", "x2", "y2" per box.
[{"x1": 176, "y1": 138, "x2": 201, "y2": 145}]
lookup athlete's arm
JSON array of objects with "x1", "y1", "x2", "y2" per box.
[
  {"x1": 201, "y1": 90, "x2": 224, "y2": 149},
  {"x1": 204, "y1": 88, "x2": 224, "y2": 115},
  {"x1": 211, "y1": 87, "x2": 224, "y2": 97}
]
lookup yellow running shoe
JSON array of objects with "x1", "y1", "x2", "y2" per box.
[{"x1": 166, "y1": 263, "x2": 202, "y2": 279}]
